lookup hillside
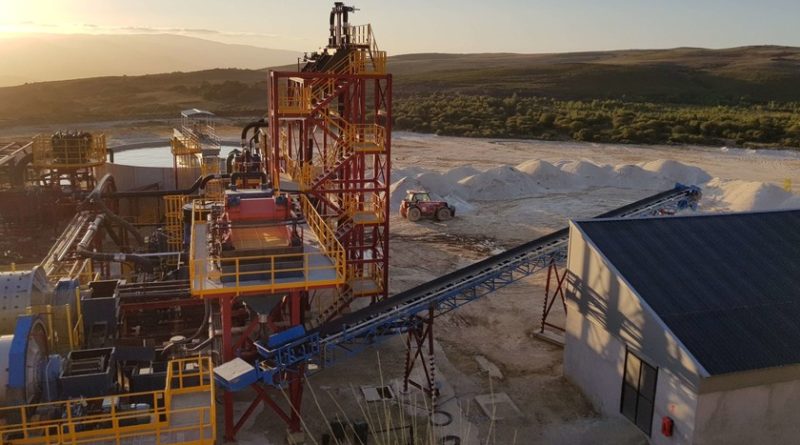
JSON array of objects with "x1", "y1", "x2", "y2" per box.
[
  {"x1": 389, "y1": 46, "x2": 800, "y2": 103},
  {"x1": 0, "y1": 33, "x2": 297, "y2": 87},
  {"x1": 0, "y1": 46, "x2": 799, "y2": 130}
]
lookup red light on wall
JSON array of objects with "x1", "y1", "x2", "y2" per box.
[{"x1": 661, "y1": 416, "x2": 674, "y2": 437}]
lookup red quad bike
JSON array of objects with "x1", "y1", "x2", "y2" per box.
[{"x1": 399, "y1": 190, "x2": 456, "y2": 222}]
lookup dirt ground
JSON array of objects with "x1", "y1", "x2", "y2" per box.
[{"x1": 287, "y1": 132, "x2": 797, "y2": 445}]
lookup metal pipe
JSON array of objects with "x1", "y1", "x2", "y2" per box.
[
  {"x1": 108, "y1": 173, "x2": 228, "y2": 198},
  {"x1": 240, "y1": 119, "x2": 267, "y2": 150},
  {"x1": 76, "y1": 214, "x2": 155, "y2": 272}
]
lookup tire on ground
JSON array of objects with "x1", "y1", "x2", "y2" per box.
[
  {"x1": 407, "y1": 207, "x2": 422, "y2": 221},
  {"x1": 436, "y1": 207, "x2": 452, "y2": 221}
]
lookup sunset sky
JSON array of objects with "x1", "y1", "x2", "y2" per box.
[{"x1": 1, "y1": 0, "x2": 799, "y2": 54}]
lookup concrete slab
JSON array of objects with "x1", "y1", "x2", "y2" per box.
[
  {"x1": 533, "y1": 330, "x2": 565, "y2": 347},
  {"x1": 361, "y1": 385, "x2": 395, "y2": 402},
  {"x1": 474, "y1": 355, "x2": 503, "y2": 380},
  {"x1": 475, "y1": 392, "x2": 522, "y2": 421}
]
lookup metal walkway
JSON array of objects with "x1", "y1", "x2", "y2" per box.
[
  {"x1": 0, "y1": 141, "x2": 32, "y2": 168},
  {"x1": 215, "y1": 185, "x2": 702, "y2": 389}
]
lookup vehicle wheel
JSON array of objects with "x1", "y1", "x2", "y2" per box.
[
  {"x1": 436, "y1": 207, "x2": 452, "y2": 221},
  {"x1": 407, "y1": 207, "x2": 421, "y2": 222}
]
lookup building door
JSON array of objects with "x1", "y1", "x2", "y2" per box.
[{"x1": 620, "y1": 349, "x2": 658, "y2": 435}]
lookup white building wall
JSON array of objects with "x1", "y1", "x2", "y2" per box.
[
  {"x1": 97, "y1": 163, "x2": 176, "y2": 192},
  {"x1": 563, "y1": 222, "x2": 703, "y2": 444},
  {"x1": 653, "y1": 367, "x2": 698, "y2": 444},
  {"x1": 694, "y1": 379, "x2": 800, "y2": 445}
]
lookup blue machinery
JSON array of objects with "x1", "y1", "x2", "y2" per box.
[{"x1": 214, "y1": 185, "x2": 702, "y2": 392}]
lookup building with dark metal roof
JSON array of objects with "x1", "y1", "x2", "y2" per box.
[{"x1": 563, "y1": 209, "x2": 800, "y2": 445}]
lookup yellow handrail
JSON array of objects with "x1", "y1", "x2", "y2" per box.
[
  {"x1": 300, "y1": 195, "x2": 346, "y2": 280},
  {"x1": 0, "y1": 356, "x2": 215, "y2": 445}
]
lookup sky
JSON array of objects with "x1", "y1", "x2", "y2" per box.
[{"x1": 1, "y1": 0, "x2": 799, "y2": 54}]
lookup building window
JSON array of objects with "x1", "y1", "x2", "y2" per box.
[{"x1": 620, "y1": 349, "x2": 658, "y2": 435}]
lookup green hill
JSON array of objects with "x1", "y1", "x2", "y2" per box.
[
  {"x1": 1, "y1": 46, "x2": 799, "y2": 147},
  {"x1": 389, "y1": 46, "x2": 800, "y2": 103}
]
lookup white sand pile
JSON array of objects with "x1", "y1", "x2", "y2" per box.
[
  {"x1": 389, "y1": 176, "x2": 423, "y2": 210},
  {"x1": 416, "y1": 171, "x2": 461, "y2": 197},
  {"x1": 702, "y1": 179, "x2": 797, "y2": 212},
  {"x1": 458, "y1": 165, "x2": 545, "y2": 200},
  {"x1": 560, "y1": 160, "x2": 616, "y2": 187},
  {"x1": 442, "y1": 194, "x2": 476, "y2": 214},
  {"x1": 443, "y1": 165, "x2": 481, "y2": 182},
  {"x1": 640, "y1": 159, "x2": 712, "y2": 186},
  {"x1": 515, "y1": 160, "x2": 575, "y2": 189},
  {"x1": 391, "y1": 158, "x2": 800, "y2": 216},
  {"x1": 391, "y1": 158, "x2": 722, "y2": 210}
]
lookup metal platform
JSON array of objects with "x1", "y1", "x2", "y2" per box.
[
  {"x1": 0, "y1": 356, "x2": 215, "y2": 445},
  {"x1": 190, "y1": 223, "x2": 342, "y2": 298}
]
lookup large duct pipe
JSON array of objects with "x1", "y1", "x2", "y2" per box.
[
  {"x1": 85, "y1": 174, "x2": 145, "y2": 245},
  {"x1": 240, "y1": 119, "x2": 267, "y2": 150},
  {"x1": 107, "y1": 173, "x2": 229, "y2": 198},
  {"x1": 329, "y1": 5, "x2": 337, "y2": 46},
  {"x1": 342, "y1": 8, "x2": 349, "y2": 46},
  {"x1": 76, "y1": 215, "x2": 155, "y2": 273}
]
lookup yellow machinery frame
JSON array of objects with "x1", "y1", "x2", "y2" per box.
[
  {"x1": 32, "y1": 135, "x2": 107, "y2": 169},
  {"x1": 188, "y1": 197, "x2": 346, "y2": 297},
  {"x1": 0, "y1": 356, "x2": 216, "y2": 445}
]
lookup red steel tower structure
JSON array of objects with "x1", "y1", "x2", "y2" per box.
[
  {"x1": 191, "y1": 3, "x2": 391, "y2": 441},
  {"x1": 267, "y1": 3, "x2": 391, "y2": 318}
]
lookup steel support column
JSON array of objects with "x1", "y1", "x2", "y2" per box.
[
  {"x1": 540, "y1": 260, "x2": 567, "y2": 334},
  {"x1": 402, "y1": 305, "x2": 438, "y2": 405}
]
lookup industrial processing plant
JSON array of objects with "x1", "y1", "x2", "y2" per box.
[{"x1": 0, "y1": 2, "x2": 799, "y2": 445}]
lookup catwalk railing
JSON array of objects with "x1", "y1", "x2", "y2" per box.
[{"x1": 0, "y1": 356, "x2": 215, "y2": 445}]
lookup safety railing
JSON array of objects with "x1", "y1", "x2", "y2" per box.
[
  {"x1": 32, "y1": 134, "x2": 106, "y2": 169},
  {"x1": 290, "y1": 114, "x2": 354, "y2": 191},
  {"x1": 201, "y1": 156, "x2": 220, "y2": 176},
  {"x1": 351, "y1": 123, "x2": 386, "y2": 152},
  {"x1": 349, "y1": 24, "x2": 378, "y2": 52},
  {"x1": 188, "y1": 200, "x2": 345, "y2": 297},
  {"x1": 204, "y1": 178, "x2": 225, "y2": 201},
  {"x1": 349, "y1": 24, "x2": 386, "y2": 74},
  {"x1": 170, "y1": 134, "x2": 202, "y2": 156},
  {"x1": 0, "y1": 356, "x2": 215, "y2": 445},
  {"x1": 348, "y1": 262, "x2": 385, "y2": 297},
  {"x1": 346, "y1": 196, "x2": 386, "y2": 224},
  {"x1": 280, "y1": 132, "x2": 316, "y2": 191},
  {"x1": 192, "y1": 251, "x2": 344, "y2": 297},
  {"x1": 165, "y1": 355, "x2": 215, "y2": 396},
  {"x1": 164, "y1": 195, "x2": 188, "y2": 256},
  {"x1": 300, "y1": 194, "x2": 347, "y2": 279},
  {"x1": 277, "y1": 79, "x2": 312, "y2": 114},
  {"x1": 349, "y1": 50, "x2": 387, "y2": 75}
]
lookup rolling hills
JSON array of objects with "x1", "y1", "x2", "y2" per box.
[
  {"x1": 0, "y1": 33, "x2": 297, "y2": 87},
  {"x1": 0, "y1": 45, "x2": 799, "y2": 131}
]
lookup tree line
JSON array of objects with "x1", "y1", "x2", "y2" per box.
[{"x1": 393, "y1": 94, "x2": 800, "y2": 148}]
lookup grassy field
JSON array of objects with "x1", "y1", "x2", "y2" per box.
[{"x1": 1, "y1": 45, "x2": 799, "y2": 147}]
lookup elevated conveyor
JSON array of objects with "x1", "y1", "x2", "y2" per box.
[{"x1": 215, "y1": 185, "x2": 702, "y2": 389}]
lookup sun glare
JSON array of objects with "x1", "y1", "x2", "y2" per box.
[{"x1": 0, "y1": 0, "x2": 73, "y2": 35}]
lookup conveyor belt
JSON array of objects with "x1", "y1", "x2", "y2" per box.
[
  {"x1": 216, "y1": 184, "x2": 701, "y2": 389},
  {"x1": 316, "y1": 185, "x2": 700, "y2": 337},
  {"x1": 0, "y1": 142, "x2": 32, "y2": 168}
]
